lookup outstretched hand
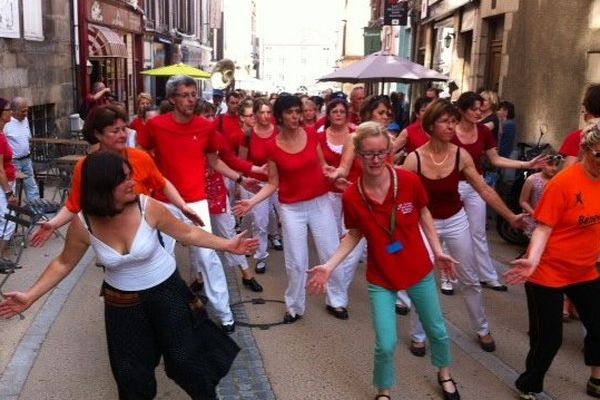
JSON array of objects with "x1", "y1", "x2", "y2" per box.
[
  {"x1": 503, "y1": 258, "x2": 536, "y2": 285},
  {"x1": 434, "y1": 252, "x2": 459, "y2": 281},
  {"x1": 0, "y1": 291, "x2": 32, "y2": 318},
  {"x1": 306, "y1": 265, "x2": 332, "y2": 295},
  {"x1": 510, "y1": 213, "x2": 528, "y2": 230},
  {"x1": 29, "y1": 222, "x2": 54, "y2": 247},
  {"x1": 226, "y1": 230, "x2": 259, "y2": 255},
  {"x1": 240, "y1": 177, "x2": 262, "y2": 194},
  {"x1": 181, "y1": 205, "x2": 204, "y2": 227},
  {"x1": 232, "y1": 200, "x2": 252, "y2": 217},
  {"x1": 323, "y1": 165, "x2": 341, "y2": 181},
  {"x1": 528, "y1": 154, "x2": 550, "y2": 170}
]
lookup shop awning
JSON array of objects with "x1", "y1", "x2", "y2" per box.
[{"x1": 88, "y1": 24, "x2": 127, "y2": 58}]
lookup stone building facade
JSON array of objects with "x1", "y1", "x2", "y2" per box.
[
  {"x1": 417, "y1": 0, "x2": 600, "y2": 148},
  {"x1": 0, "y1": 0, "x2": 75, "y2": 136}
]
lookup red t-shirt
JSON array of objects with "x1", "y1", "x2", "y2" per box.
[
  {"x1": 65, "y1": 148, "x2": 166, "y2": 213},
  {"x1": 248, "y1": 129, "x2": 277, "y2": 182},
  {"x1": 216, "y1": 113, "x2": 244, "y2": 152},
  {"x1": 140, "y1": 113, "x2": 217, "y2": 202},
  {"x1": 267, "y1": 128, "x2": 329, "y2": 204},
  {"x1": 528, "y1": 163, "x2": 600, "y2": 287},
  {"x1": 349, "y1": 110, "x2": 360, "y2": 125},
  {"x1": 317, "y1": 129, "x2": 361, "y2": 192},
  {"x1": 0, "y1": 133, "x2": 15, "y2": 181},
  {"x1": 559, "y1": 129, "x2": 582, "y2": 157},
  {"x1": 343, "y1": 167, "x2": 432, "y2": 290},
  {"x1": 129, "y1": 116, "x2": 145, "y2": 136},
  {"x1": 404, "y1": 121, "x2": 430, "y2": 153},
  {"x1": 452, "y1": 124, "x2": 496, "y2": 176},
  {"x1": 213, "y1": 132, "x2": 253, "y2": 175}
]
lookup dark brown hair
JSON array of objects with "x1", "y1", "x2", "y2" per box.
[
  {"x1": 421, "y1": 99, "x2": 459, "y2": 135},
  {"x1": 81, "y1": 151, "x2": 132, "y2": 217},
  {"x1": 81, "y1": 104, "x2": 128, "y2": 145}
]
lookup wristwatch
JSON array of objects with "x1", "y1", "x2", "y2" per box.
[{"x1": 235, "y1": 175, "x2": 244, "y2": 184}]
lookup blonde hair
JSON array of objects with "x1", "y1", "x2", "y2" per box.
[
  {"x1": 136, "y1": 92, "x2": 153, "y2": 106},
  {"x1": 352, "y1": 121, "x2": 391, "y2": 152},
  {"x1": 480, "y1": 90, "x2": 499, "y2": 112}
]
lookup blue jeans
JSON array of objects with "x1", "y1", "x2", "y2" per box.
[
  {"x1": 14, "y1": 157, "x2": 39, "y2": 201},
  {"x1": 368, "y1": 273, "x2": 451, "y2": 390}
]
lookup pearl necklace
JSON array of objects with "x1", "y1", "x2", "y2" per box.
[{"x1": 429, "y1": 151, "x2": 449, "y2": 166}]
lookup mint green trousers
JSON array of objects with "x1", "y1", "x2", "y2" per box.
[{"x1": 368, "y1": 272, "x2": 451, "y2": 390}]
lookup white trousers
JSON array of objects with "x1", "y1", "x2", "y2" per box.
[
  {"x1": 328, "y1": 192, "x2": 366, "y2": 307},
  {"x1": 210, "y1": 197, "x2": 249, "y2": 270},
  {"x1": 241, "y1": 187, "x2": 279, "y2": 261},
  {"x1": 278, "y1": 194, "x2": 346, "y2": 316},
  {"x1": 458, "y1": 180, "x2": 500, "y2": 283},
  {"x1": 411, "y1": 208, "x2": 490, "y2": 340},
  {"x1": 161, "y1": 200, "x2": 234, "y2": 325}
]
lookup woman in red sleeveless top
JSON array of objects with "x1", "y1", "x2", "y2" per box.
[{"x1": 403, "y1": 100, "x2": 525, "y2": 355}]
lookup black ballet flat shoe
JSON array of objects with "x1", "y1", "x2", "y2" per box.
[
  {"x1": 326, "y1": 305, "x2": 349, "y2": 320},
  {"x1": 395, "y1": 304, "x2": 410, "y2": 315},
  {"x1": 283, "y1": 312, "x2": 302, "y2": 324},
  {"x1": 374, "y1": 395, "x2": 391, "y2": 400},
  {"x1": 242, "y1": 277, "x2": 263, "y2": 292},
  {"x1": 438, "y1": 373, "x2": 460, "y2": 400}
]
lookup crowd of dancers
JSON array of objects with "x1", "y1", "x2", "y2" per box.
[{"x1": 0, "y1": 79, "x2": 599, "y2": 400}]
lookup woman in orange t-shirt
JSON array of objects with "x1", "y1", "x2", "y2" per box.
[
  {"x1": 30, "y1": 105, "x2": 200, "y2": 247},
  {"x1": 505, "y1": 122, "x2": 600, "y2": 399}
]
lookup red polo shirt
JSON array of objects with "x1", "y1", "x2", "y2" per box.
[{"x1": 343, "y1": 167, "x2": 432, "y2": 290}]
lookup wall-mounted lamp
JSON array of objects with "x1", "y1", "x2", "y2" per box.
[
  {"x1": 444, "y1": 33, "x2": 455, "y2": 49},
  {"x1": 86, "y1": 60, "x2": 94, "y2": 75}
]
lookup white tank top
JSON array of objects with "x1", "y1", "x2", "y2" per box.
[{"x1": 79, "y1": 195, "x2": 176, "y2": 291}]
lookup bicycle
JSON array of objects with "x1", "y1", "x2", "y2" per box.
[{"x1": 495, "y1": 125, "x2": 551, "y2": 245}]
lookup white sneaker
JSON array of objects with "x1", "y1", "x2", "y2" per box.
[
  {"x1": 440, "y1": 280, "x2": 454, "y2": 296},
  {"x1": 255, "y1": 259, "x2": 267, "y2": 274}
]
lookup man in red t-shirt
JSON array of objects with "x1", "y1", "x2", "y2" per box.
[
  {"x1": 559, "y1": 84, "x2": 600, "y2": 168},
  {"x1": 138, "y1": 75, "x2": 249, "y2": 333}
]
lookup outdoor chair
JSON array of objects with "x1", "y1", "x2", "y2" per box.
[{"x1": 0, "y1": 204, "x2": 36, "y2": 320}]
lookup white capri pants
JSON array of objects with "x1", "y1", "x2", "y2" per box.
[
  {"x1": 241, "y1": 187, "x2": 280, "y2": 261},
  {"x1": 411, "y1": 208, "x2": 490, "y2": 341},
  {"x1": 210, "y1": 197, "x2": 249, "y2": 270},
  {"x1": 161, "y1": 200, "x2": 234, "y2": 325},
  {"x1": 278, "y1": 194, "x2": 346, "y2": 317},
  {"x1": 458, "y1": 180, "x2": 500, "y2": 283}
]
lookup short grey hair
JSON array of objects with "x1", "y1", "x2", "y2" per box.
[
  {"x1": 165, "y1": 75, "x2": 197, "y2": 99},
  {"x1": 10, "y1": 96, "x2": 27, "y2": 111}
]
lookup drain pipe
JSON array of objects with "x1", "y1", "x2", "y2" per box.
[{"x1": 70, "y1": 0, "x2": 80, "y2": 114}]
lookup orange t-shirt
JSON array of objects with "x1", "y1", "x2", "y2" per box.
[
  {"x1": 528, "y1": 163, "x2": 600, "y2": 287},
  {"x1": 65, "y1": 148, "x2": 166, "y2": 213}
]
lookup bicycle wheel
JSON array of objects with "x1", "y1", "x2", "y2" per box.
[{"x1": 496, "y1": 214, "x2": 529, "y2": 246}]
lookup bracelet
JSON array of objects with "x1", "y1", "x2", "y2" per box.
[{"x1": 235, "y1": 175, "x2": 243, "y2": 184}]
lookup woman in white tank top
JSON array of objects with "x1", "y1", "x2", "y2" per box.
[{"x1": 0, "y1": 151, "x2": 258, "y2": 400}]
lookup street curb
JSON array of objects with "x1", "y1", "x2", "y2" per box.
[{"x1": 0, "y1": 250, "x2": 95, "y2": 400}]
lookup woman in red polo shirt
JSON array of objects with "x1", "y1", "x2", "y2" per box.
[
  {"x1": 233, "y1": 95, "x2": 349, "y2": 323},
  {"x1": 307, "y1": 121, "x2": 460, "y2": 400}
]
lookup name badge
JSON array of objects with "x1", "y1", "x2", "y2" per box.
[{"x1": 387, "y1": 241, "x2": 403, "y2": 254}]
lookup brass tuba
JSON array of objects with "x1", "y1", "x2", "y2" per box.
[{"x1": 210, "y1": 59, "x2": 236, "y2": 91}]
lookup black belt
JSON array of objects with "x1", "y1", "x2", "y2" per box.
[{"x1": 14, "y1": 154, "x2": 30, "y2": 161}]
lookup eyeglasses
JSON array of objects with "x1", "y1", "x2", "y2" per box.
[
  {"x1": 173, "y1": 92, "x2": 198, "y2": 99},
  {"x1": 330, "y1": 109, "x2": 347, "y2": 115},
  {"x1": 241, "y1": 114, "x2": 254, "y2": 118},
  {"x1": 2, "y1": 108, "x2": 11, "y2": 112},
  {"x1": 358, "y1": 150, "x2": 389, "y2": 160}
]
